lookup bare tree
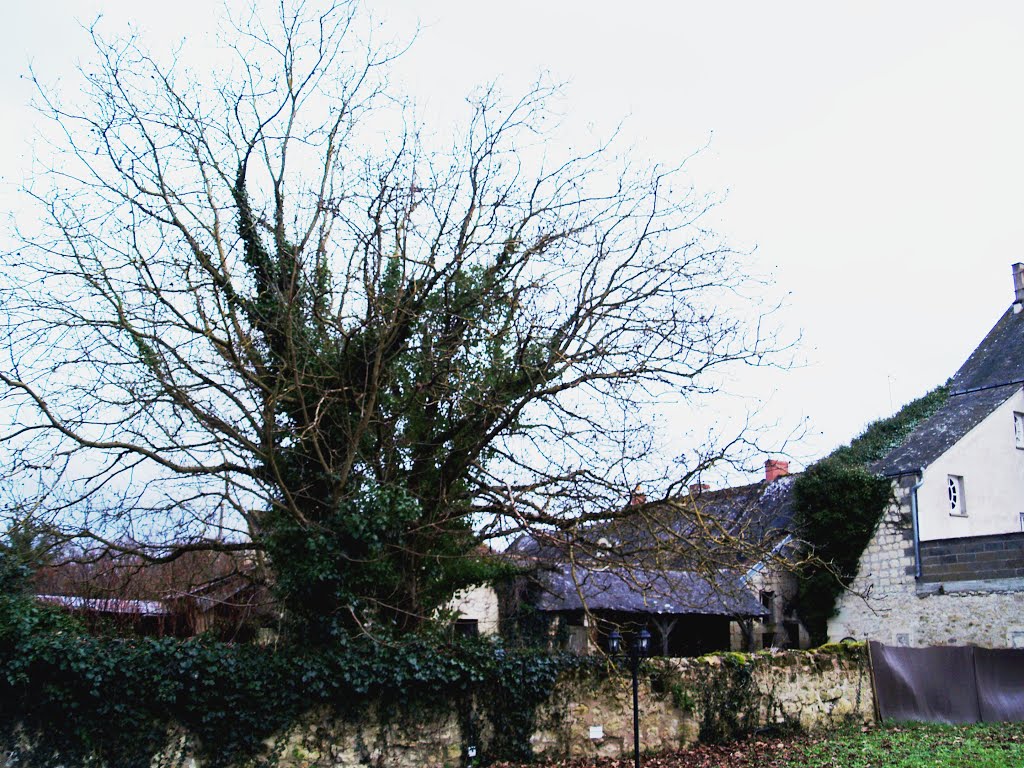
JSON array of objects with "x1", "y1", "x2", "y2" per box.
[{"x1": 0, "y1": 0, "x2": 778, "y2": 634}]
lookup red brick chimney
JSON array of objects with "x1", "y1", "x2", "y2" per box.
[
  {"x1": 765, "y1": 459, "x2": 790, "y2": 483},
  {"x1": 629, "y1": 484, "x2": 647, "y2": 506},
  {"x1": 688, "y1": 483, "x2": 710, "y2": 497}
]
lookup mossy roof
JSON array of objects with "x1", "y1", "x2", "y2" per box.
[{"x1": 875, "y1": 305, "x2": 1024, "y2": 477}]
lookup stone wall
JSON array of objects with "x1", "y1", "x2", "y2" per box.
[
  {"x1": 21, "y1": 648, "x2": 871, "y2": 768},
  {"x1": 730, "y1": 567, "x2": 811, "y2": 652},
  {"x1": 269, "y1": 707, "x2": 468, "y2": 768},
  {"x1": 530, "y1": 646, "x2": 872, "y2": 761},
  {"x1": 209, "y1": 647, "x2": 870, "y2": 767},
  {"x1": 155, "y1": 709, "x2": 469, "y2": 768},
  {"x1": 830, "y1": 480, "x2": 1024, "y2": 648}
]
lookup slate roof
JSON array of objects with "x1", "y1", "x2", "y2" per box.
[
  {"x1": 875, "y1": 386, "x2": 1017, "y2": 477},
  {"x1": 532, "y1": 562, "x2": 767, "y2": 618},
  {"x1": 876, "y1": 305, "x2": 1024, "y2": 477},
  {"x1": 507, "y1": 475, "x2": 798, "y2": 566},
  {"x1": 949, "y1": 305, "x2": 1024, "y2": 393},
  {"x1": 507, "y1": 474, "x2": 796, "y2": 618},
  {"x1": 596, "y1": 475, "x2": 798, "y2": 569},
  {"x1": 674, "y1": 475, "x2": 798, "y2": 543}
]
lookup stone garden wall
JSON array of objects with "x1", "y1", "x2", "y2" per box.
[
  {"x1": 165, "y1": 646, "x2": 871, "y2": 768},
  {"x1": 530, "y1": 645, "x2": 872, "y2": 761}
]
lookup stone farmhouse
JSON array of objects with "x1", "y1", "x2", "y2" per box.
[
  {"x1": 452, "y1": 459, "x2": 811, "y2": 657},
  {"x1": 829, "y1": 264, "x2": 1024, "y2": 648}
]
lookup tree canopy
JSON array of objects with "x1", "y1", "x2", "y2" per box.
[{"x1": 0, "y1": 1, "x2": 778, "y2": 637}]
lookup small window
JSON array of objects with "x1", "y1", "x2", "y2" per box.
[
  {"x1": 948, "y1": 475, "x2": 966, "y2": 516},
  {"x1": 1015, "y1": 412, "x2": 1024, "y2": 449},
  {"x1": 759, "y1": 590, "x2": 775, "y2": 625},
  {"x1": 454, "y1": 618, "x2": 479, "y2": 638},
  {"x1": 1019, "y1": 512, "x2": 1024, "y2": 532}
]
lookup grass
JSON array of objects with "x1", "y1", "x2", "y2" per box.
[
  {"x1": 795, "y1": 723, "x2": 1024, "y2": 768},
  {"x1": 494, "y1": 722, "x2": 1024, "y2": 768}
]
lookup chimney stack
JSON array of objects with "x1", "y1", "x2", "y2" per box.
[
  {"x1": 629, "y1": 484, "x2": 647, "y2": 506},
  {"x1": 1013, "y1": 263, "x2": 1024, "y2": 308},
  {"x1": 765, "y1": 459, "x2": 790, "y2": 483},
  {"x1": 688, "y1": 483, "x2": 710, "y2": 497}
]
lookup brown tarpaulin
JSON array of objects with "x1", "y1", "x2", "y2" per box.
[
  {"x1": 870, "y1": 642, "x2": 1024, "y2": 723},
  {"x1": 975, "y1": 647, "x2": 1024, "y2": 722}
]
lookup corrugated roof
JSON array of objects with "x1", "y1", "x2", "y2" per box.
[{"x1": 36, "y1": 594, "x2": 169, "y2": 616}]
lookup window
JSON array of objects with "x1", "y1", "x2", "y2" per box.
[
  {"x1": 759, "y1": 589, "x2": 777, "y2": 625},
  {"x1": 948, "y1": 475, "x2": 966, "y2": 516},
  {"x1": 1015, "y1": 412, "x2": 1024, "y2": 448},
  {"x1": 1019, "y1": 512, "x2": 1024, "y2": 532},
  {"x1": 454, "y1": 618, "x2": 479, "y2": 638}
]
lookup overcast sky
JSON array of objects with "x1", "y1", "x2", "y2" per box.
[{"x1": 3, "y1": 2, "x2": 1022, "y2": 482}]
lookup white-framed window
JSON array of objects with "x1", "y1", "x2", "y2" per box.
[
  {"x1": 1019, "y1": 512, "x2": 1024, "y2": 532},
  {"x1": 948, "y1": 475, "x2": 966, "y2": 516},
  {"x1": 1015, "y1": 412, "x2": 1024, "y2": 449}
]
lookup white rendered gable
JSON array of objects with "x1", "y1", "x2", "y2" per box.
[{"x1": 917, "y1": 388, "x2": 1024, "y2": 541}]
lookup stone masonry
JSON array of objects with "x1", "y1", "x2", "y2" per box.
[
  {"x1": 830, "y1": 479, "x2": 1024, "y2": 648},
  {"x1": 530, "y1": 647, "x2": 872, "y2": 760},
  {"x1": 918, "y1": 533, "x2": 1024, "y2": 584},
  {"x1": 144, "y1": 648, "x2": 871, "y2": 767}
]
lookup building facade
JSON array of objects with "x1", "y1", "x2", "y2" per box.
[{"x1": 830, "y1": 265, "x2": 1024, "y2": 648}]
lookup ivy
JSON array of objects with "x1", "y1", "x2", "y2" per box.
[
  {"x1": 486, "y1": 651, "x2": 571, "y2": 762},
  {"x1": 0, "y1": 573, "x2": 577, "y2": 767},
  {"x1": 793, "y1": 383, "x2": 950, "y2": 645}
]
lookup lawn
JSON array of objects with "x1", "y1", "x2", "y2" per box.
[{"x1": 491, "y1": 723, "x2": 1024, "y2": 768}]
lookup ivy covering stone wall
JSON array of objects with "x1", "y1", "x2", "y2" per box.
[
  {"x1": 793, "y1": 384, "x2": 950, "y2": 644},
  {"x1": 1, "y1": 640, "x2": 872, "y2": 768},
  {"x1": 531, "y1": 644, "x2": 872, "y2": 762}
]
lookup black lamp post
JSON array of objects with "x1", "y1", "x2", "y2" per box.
[{"x1": 608, "y1": 628, "x2": 651, "y2": 768}]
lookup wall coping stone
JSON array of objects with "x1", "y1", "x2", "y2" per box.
[{"x1": 916, "y1": 576, "x2": 1024, "y2": 596}]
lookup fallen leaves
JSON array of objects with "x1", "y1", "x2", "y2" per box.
[
  {"x1": 489, "y1": 723, "x2": 1024, "y2": 768},
  {"x1": 490, "y1": 734, "x2": 810, "y2": 768}
]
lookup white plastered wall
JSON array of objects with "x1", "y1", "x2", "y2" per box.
[
  {"x1": 917, "y1": 389, "x2": 1024, "y2": 540},
  {"x1": 447, "y1": 584, "x2": 500, "y2": 635}
]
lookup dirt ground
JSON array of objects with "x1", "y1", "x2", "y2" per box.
[{"x1": 490, "y1": 735, "x2": 810, "y2": 768}]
